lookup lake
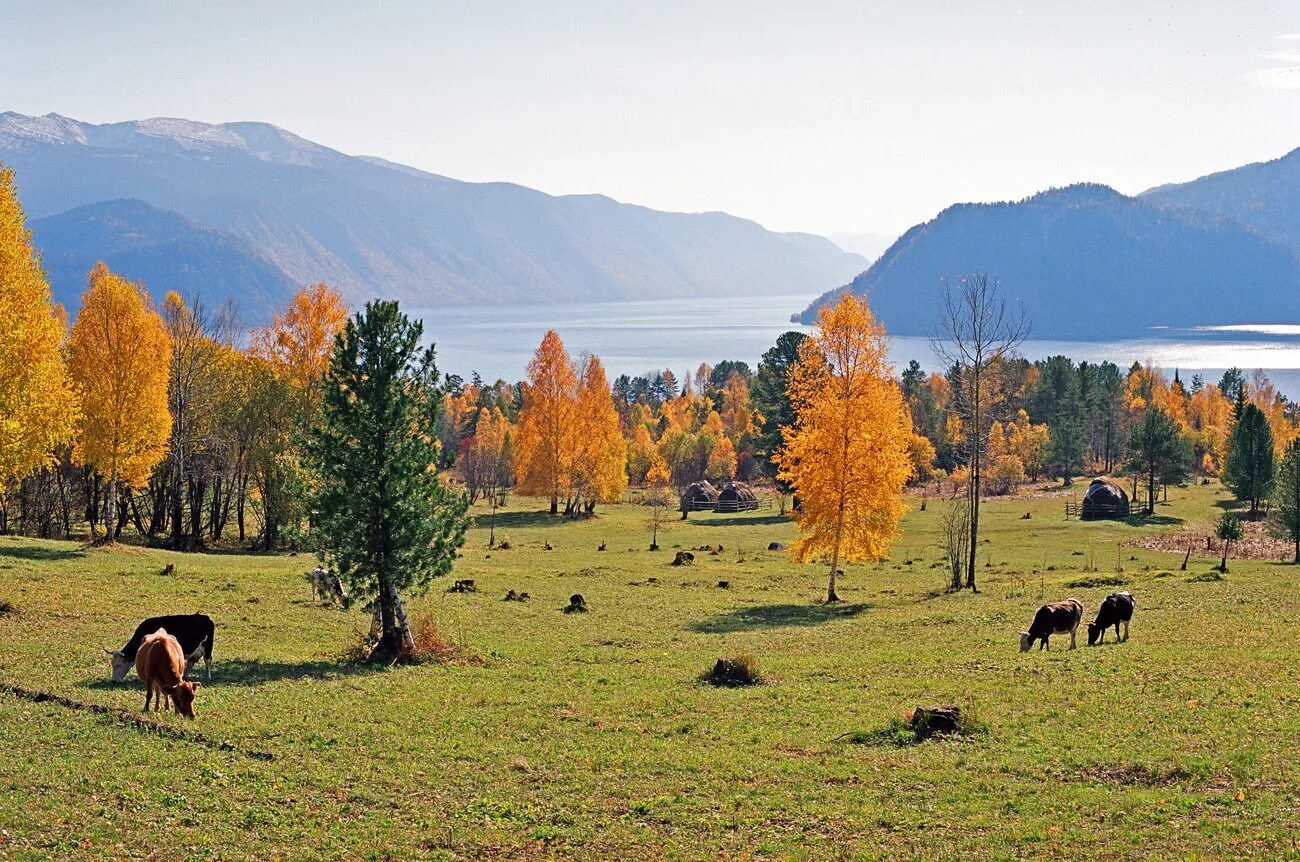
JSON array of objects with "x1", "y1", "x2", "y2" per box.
[{"x1": 412, "y1": 294, "x2": 1300, "y2": 398}]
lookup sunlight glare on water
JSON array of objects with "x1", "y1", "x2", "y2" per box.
[{"x1": 411, "y1": 296, "x2": 1300, "y2": 398}]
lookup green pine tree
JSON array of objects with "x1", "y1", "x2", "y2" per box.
[
  {"x1": 1125, "y1": 407, "x2": 1192, "y2": 516},
  {"x1": 1270, "y1": 438, "x2": 1300, "y2": 564},
  {"x1": 1224, "y1": 403, "x2": 1275, "y2": 519},
  {"x1": 304, "y1": 301, "x2": 469, "y2": 660}
]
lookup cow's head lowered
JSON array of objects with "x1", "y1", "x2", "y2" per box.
[
  {"x1": 171, "y1": 680, "x2": 201, "y2": 718},
  {"x1": 106, "y1": 648, "x2": 132, "y2": 682},
  {"x1": 1018, "y1": 632, "x2": 1033, "y2": 653}
]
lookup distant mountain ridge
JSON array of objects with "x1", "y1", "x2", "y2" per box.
[
  {"x1": 1141, "y1": 147, "x2": 1300, "y2": 255},
  {"x1": 799, "y1": 172, "x2": 1300, "y2": 338},
  {"x1": 30, "y1": 199, "x2": 297, "y2": 318},
  {"x1": 0, "y1": 111, "x2": 868, "y2": 319}
]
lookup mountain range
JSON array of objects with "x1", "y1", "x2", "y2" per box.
[
  {"x1": 799, "y1": 149, "x2": 1300, "y2": 338},
  {"x1": 0, "y1": 111, "x2": 867, "y2": 322}
]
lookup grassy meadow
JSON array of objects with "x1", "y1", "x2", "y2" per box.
[{"x1": 0, "y1": 480, "x2": 1297, "y2": 860}]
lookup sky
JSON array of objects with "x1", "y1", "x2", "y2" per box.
[{"x1": 3, "y1": 1, "x2": 1300, "y2": 238}]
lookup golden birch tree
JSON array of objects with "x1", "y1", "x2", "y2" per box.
[
  {"x1": 572, "y1": 354, "x2": 627, "y2": 513},
  {"x1": 68, "y1": 264, "x2": 172, "y2": 540},
  {"x1": 776, "y1": 293, "x2": 913, "y2": 603},
  {"x1": 0, "y1": 166, "x2": 78, "y2": 488},
  {"x1": 514, "y1": 330, "x2": 578, "y2": 514}
]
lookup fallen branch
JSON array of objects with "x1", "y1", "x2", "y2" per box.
[{"x1": 0, "y1": 681, "x2": 273, "y2": 761}]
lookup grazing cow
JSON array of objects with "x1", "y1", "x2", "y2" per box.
[
  {"x1": 135, "y1": 629, "x2": 200, "y2": 718},
  {"x1": 1088, "y1": 591, "x2": 1136, "y2": 645},
  {"x1": 1019, "y1": 599, "x2": 1085, "y2": 652},
  {"x1": 108, "y1": 613, "x2": 214, "y2": 682}
]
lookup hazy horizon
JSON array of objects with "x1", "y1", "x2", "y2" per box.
[{"x1": 4, "y1": 1, "x2": 1299, "y2": 238}]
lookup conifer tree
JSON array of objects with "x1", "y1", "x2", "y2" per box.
[
  {"x1": 0, "y1": 166, "x2": 78, "y2": 489},
  {"x1": 1125, "y1": 406, "x2": 1192, "y2": 515},
  {"x1": 304, "y1": 301, "x2": 469, "y2": 659},
  {"x1": 1224, "y1": 403, "x2": 1275, "y2": 518},
  {"x1": 1270, "y1": 438, "x2": 1300, "y2": 564}
]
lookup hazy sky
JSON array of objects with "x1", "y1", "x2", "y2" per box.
[{"x1": 3, "y1": 1, "x2": 1299, "y2": 237}]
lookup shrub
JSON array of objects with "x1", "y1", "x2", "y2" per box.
[
  {"x1": 703, "y1": 655, "x2": 761, "y2": 687},
  {"x1": 405, "y1": 611, "x2": 459, "y2": 663},
  {"x1": 988, "y1": 455, "x2": 1026, "y2": 495}
]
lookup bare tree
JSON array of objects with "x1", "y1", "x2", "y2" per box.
[
  {"x1": 940, "y1": 497, "x2": 971, "y2": 592},
  {"x1": 930, "y1": 272, "x2": 1029, "y2": 591}
]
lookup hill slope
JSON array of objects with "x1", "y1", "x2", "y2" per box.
[
  {"x1": 30, "y1": 198, "x2": 297, "y2": 321},
  {"x1": 797, "y1": 184, "x2": 1300, "y2": 338},
  {"x1": 1142, "y1": 147, "x2": 1300, "y2": 256},
  {"x1": 0, "y1": 112, "x2": 867, "y2": 309}
]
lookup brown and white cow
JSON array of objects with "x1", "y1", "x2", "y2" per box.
[
  {"x1": 1019, "y1": 599, "x2": 1085, "y2": 652},
  {"x1": 135, "y1": 628, "x2": 201, "y2": 718}
]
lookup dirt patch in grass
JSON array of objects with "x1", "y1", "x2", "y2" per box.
[
  {"x1": 1127, "y1": 520, "x2": 1293, "y2": 562},
  {"x1": 1065, "y1": 575, "x2": 1129, "y2": 589}
]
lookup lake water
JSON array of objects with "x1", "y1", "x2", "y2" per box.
[{"x1": 412, "y1": 294, "x2": 1300, "y2": 398}]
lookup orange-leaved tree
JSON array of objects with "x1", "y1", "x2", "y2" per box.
[
  {"x1": 776, "y1": 293, "x2": 913, "y2": 603},
  {"x1": 571, "y1": 354, "x2": 627, "y2": 513},
  {"x1": 68, "y1": 263, "x2": 172, "y2": 540},
  {"x1": 251, "y1": 283, "x2": 348, "y2": 392},
  {"x1": 0, "y1": 166, "x2": 78, "y2": 488},
  {"x1": 514, "y1": 330, "x2": 578, "y2": 514}
]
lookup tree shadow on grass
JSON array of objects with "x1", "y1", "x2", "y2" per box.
[
  {"x1": 82, "y1": 657, "x2": 383, "y2": 691},
  {"x1": 691, "y1": 514, "x2": 789, "y2": 528},
  {"x1": 473, "y1": 510, "x2": 564, "y2": 530},
  {"x1": 688, "y1": 602, "x2": 869, "y2": 634},
  {"x1": 1122, "y1": 514, "x2": 1183, "y2": 527},
  {"x1": 0, "y1": 543, "x2": 85, "y2": 562}
]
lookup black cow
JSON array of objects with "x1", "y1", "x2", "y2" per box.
[
  {"x1": 108, "y1": 614, "x2": 214, "y2": 682},
  {"x1": 1020, "y1": 599, "x2": 1084, "y2": 652},
  {"x1": 1088, "y1": 592, "x2": 1136, "y2": 645}
]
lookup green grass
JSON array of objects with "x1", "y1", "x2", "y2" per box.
[{"x1": 0, "y1": 480, "x2": 1298, "y2": 860}]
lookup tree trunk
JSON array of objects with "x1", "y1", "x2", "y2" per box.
[
  {"x1": 550, "y1": 496, "x2": 558, "y2": 515},
  {"x1": 103, "y1": 473, "x2": 117, "y2": 543},
  {"x1": 966, "y1": 377, "x2": 981, "y2": 592}
]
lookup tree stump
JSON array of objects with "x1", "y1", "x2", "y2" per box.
[
  {"x1": 504, "y1": 589, "x2": 530, "y2": 602},
  {"x1": 448, "y1": 579, "x2": 476, "y2": 594},
  {"x1": 672, "y1": 551, "x2": 695, "y2": 566},
  {"x1": 910, "y1": 705, "x2": 962, "y2": 739},
  {"x1": 564, "y1": 594, "x2": 588, "y2": 613}
]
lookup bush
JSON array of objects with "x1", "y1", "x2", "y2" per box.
[
  {"x1": 703, "y1": 655, "x2": 761, "y2": 687},
  {"x1": 406, "y1": 611, "x2": 459, "y2": 663},
  {"x1": 842, "y1": 706, "x2": 986, "y2": 746},
  {"x1": 988, "y1": 455, "x2": 1026, "y2": 495}
]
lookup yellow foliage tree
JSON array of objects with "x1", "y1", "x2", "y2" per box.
[
  {"x1": 626, "y1": 424, "x2": 656, "y2": 484},
  {"x1": 572, "y1": 354, "x2": 627, "y2": 511},
  {"x1": 907, "y1": 432, "x2": 937, "y2": 483},
  {"x1": 514, "y1": 330, "x2": 578, "y2": 514},
  {"x1": 68, "y1": 263, "x2": 172, "y2": 539},
  {"x1": 720, "y1": 370, "x2": 755, "y2": 440},
  {"x1": 251, "y1": 283, "x2": 348, "y2": 391},
  {"x1": 775, "y1": 294, "x2": 913, "y2": 602},
  {"x1": 707, "y1": 435, "x2": 738, "y2": 480},
  {"x1": 0, "y1": 166, "x2": 78, "y2": 487}
]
